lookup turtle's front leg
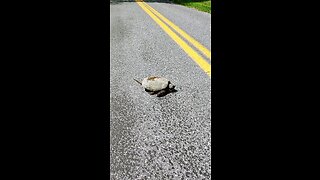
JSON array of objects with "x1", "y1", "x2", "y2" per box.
[
  {"x1": 156, "y1": 90, "x2": 167, "y2": 97},
  {"x1": 148, "y1": 91, "x2": 157, "y2": 95},
  {"x1": 145, "y1": 89, "x2": 157, "y2": 95}
]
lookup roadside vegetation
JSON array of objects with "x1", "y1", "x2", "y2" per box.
[{"x1": 173, "y1": 0, "x2": 211, "y2": 14}]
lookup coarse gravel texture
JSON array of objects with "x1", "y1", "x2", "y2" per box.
[{"x1": 110, "y1": 1, "x2": 211, "y2": 179}]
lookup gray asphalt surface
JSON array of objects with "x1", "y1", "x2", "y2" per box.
[{"x1": 110, "y1": 1, "x2": 211, "y2": 179}]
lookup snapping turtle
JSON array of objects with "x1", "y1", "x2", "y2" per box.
[{"x1": 134, "y1": 76, "x2": 176, "y2": 97}]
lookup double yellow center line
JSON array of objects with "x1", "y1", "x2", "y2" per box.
[{"x1": 135, "y1": 0, "x2": 211, "y2": 77}]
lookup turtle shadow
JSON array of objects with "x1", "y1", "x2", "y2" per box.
[{"x1": 145, "y1": 89, "x2": 178, "y2": 97}]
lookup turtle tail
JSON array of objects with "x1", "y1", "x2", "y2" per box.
[{"x1": 133, "y1": 78, "x2": 142, "y2": 85}]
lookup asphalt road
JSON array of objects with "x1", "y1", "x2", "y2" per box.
[{"x1": 110, "y1": 1, "x2": 211, "y2": 179}]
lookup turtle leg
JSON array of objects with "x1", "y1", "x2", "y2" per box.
[
  {"x1": 148, "y1": 91, "x2": 157, "y2": 95},
  {"x1": 145, "y1": 89, "x2": 157, "y2": 95},
  {"x1": 156, "y1": 90, "x2": 167, "y2": 97}
]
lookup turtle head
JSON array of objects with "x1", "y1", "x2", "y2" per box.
[{"x1": 168, "y1": 81, "x2": 175, "y2": 90}]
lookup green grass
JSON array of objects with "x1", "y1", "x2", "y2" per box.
[{"x1": 173, "y1": 0, "x2": 211, "y2": 14}]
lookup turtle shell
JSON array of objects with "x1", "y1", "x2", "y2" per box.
[{"x1": 141, "y1": 76, "x2": 169, "y2": 92}]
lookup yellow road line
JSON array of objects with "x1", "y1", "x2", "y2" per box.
[
  {"x1": 135, "y1": 1, "x2": 211, "y2": 77},
  {"x1": 142, "y1": 1, "x2": 211, "y2": 60}
]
